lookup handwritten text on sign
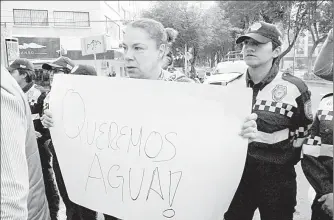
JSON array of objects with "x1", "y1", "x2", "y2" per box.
[{"x1": 49, "y1": 75, "x2": 251, "y2": 220}]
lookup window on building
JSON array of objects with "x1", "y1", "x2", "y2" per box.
[
  {"x1": 53, "y1": 11, "x2": 90, "y2": 27},
  {"x1": 13, "y1": 9, "x2": 48, "y2": 26},
  {"x1": 105, "y1": 16, "x2": 120, "y2": 40}
]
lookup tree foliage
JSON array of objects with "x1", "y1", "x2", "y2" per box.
[
  {"x1": 141, "y1": 1, "x2": 203, "y2": 69},
  {"x1": 141, "y1": 1, "x2": 333, "y2": 71}
]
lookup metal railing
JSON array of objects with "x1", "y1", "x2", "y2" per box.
[
  {"x1": 13, "y1": 9, "x2": 48, "y2": 26},
  {"x1": 53, "y1": 11, "x2": 90, "y2": 27}
]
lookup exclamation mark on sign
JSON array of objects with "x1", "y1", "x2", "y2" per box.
[{"x1": 162, "y1": 171, "x2": 183, "y2": 218}]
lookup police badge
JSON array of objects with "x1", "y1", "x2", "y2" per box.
[{"x1": 272, "y1": 85, "x2": 287, "y2": 102}]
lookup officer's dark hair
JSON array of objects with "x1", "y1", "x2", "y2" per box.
[{"x1": 17, "y1": 68, "x2": 34, "y2": 83}]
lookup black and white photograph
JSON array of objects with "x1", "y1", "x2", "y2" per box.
[{"x1": 1, "y1": 1, "x2": 333, "y2": 220}]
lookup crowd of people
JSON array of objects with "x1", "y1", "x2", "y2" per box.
[{"x1": 1, "y1": 17, "x2": 332, "y2": 220}]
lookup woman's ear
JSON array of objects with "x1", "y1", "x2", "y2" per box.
[{"x1": 159, "y1": 44, "x2": 167, "y2": 59}]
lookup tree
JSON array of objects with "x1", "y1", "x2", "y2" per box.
[
  {"x1": 217, "y1": 1, "x2": 323, "y2": 64},
  {"x1": 305, "y1": 1, "x2": 333, "y2": 76},
  {"x1": 141, "y1": 1, "x2": 204, "y2": 75},
  {"x1": 198, "y1": 5, "x2": 239, "y2": 67}
]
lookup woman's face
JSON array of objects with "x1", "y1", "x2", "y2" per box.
[{"x1": 122, "y1": 26, "x2": 165, "y2": 79}]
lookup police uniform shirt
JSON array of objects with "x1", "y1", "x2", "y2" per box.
[{"x1": 246, "y1": 64, "x2": 313, "y2": 165}]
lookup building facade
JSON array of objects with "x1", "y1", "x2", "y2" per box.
[{"x1": 1, "y1": 1, "x2": 140, "y2": 76}]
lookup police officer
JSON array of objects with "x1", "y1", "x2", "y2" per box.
[
  {"x1": 7, "y1": 58, "x2": 57, "y2": 219},
  {"x1": 301, "y1": 28, "x2": 333, "y2": 220},
  {"x1": 224, "y1": 21, "x2": 313, "y2": 220}
]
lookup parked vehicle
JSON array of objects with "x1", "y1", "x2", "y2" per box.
[{"x1": 204, "y1": 60, "x2": 248, "y2": 85}]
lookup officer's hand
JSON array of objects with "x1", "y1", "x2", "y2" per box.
[
  {"x1": 239, "y1": 113, "x2": 258, "y2": 140},
  {"x1": 319, "y1": 193, "x2": 333, "y2": 217},
  {"x1": 41, "y1": 109, "x2": 54, "y2": 128}
]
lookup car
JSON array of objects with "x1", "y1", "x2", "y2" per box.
[
  {"x1": 203, "y1": 60, "x2": 248, "y2": 85},
  {"x1": 196, "y1": 67, "x2": 213, "y2": 82}
]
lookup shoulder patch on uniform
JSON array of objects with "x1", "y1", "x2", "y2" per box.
[
  {"x1": 321, "y1": 93, "x2": 333, "y2": 100},
  {"x1": 272, "y1": 84, "x2": 287, "y2": 102},
  {"x1": 281, "y1": 72, "x2": 308, "y2": 93},
  {"x1": 304, "y1": 100, "x2": 313, "y2": 120}
]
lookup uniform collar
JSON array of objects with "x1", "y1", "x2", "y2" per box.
[
  {"x1": 246, "y1": 64, "x2": 279, "y2": 90},
  {"x1": 22, "y1": 82, "x2": 34, "y2": 93}
]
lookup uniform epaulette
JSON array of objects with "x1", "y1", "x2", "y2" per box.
[
  {"x1": 321, "y1": 93, "x2": 333, "y2": 100},
  {"x1": 281, "y1": 72, "x2": 308, "y2": 93}
]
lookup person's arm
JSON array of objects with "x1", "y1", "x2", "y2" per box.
[
  {"x1": 313, "y1": 29, "x2": 333, "y2": 81},
  {"x1": 1, "y1": 87, "x2": 29, "y2": 219},
  {"x1": 301, "y1": 105, "x2": 333, "y2": 196},
  {"x1": 32, "y1": 91, "x2": 51, "y2": 143},
  {"x1": 289, "y1": 86, "x2": 314, "y2": 165}
]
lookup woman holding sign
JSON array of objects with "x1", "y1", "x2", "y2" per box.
[{"x1": 42, "y1": 18, "x2": 193, "y2": 220}]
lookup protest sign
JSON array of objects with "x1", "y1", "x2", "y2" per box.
[
  {"x1": 49, "y1": 74, "x2": 251, "y2": 220},
  {"x1": 81, "y1": 35, "x2": 107, "y2": 56}
]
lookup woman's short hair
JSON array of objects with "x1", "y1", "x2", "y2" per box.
[{"x1": 128, "y1": 18, "x2": 178, "y2": 48}]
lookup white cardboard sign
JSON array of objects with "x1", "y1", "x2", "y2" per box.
[{"x1": 49, "y1": 74, "x2": 251, "y2": 220}]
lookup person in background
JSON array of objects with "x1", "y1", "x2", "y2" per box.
[
  {"x1": 40, "y1": 56, "x2": 76, "y2": 219},
  {"x1": 7, "y1": 58, "x2": 57, "y2": 219},
  {"x1": 41, "y1": 18, "x2": 194, "y2": 219},
  {"x1": 301, "y1": 28, "x2": 333, "y2": 220},
  {"x1": 1, "y1": 64, "x2": 50, "y2": 220},
  {"x1": 42, "y1": 63, "x2": 120, "y2": 220},
  {"x1": 224, "y1": 21, "x2": 313, "y2": 220}
]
